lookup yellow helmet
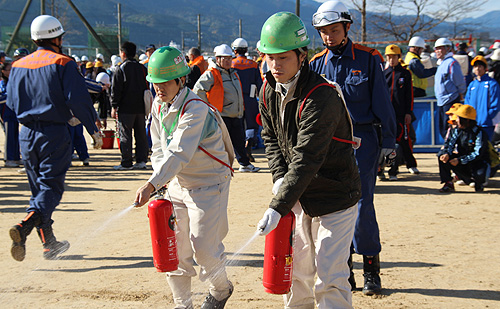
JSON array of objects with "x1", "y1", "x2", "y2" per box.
[
  {"x1": 445, "y1": 103, "x2": 463, "y2": 115},
  {"x1": 454, "y1": 105, "x2": 477, "y2": 120},
  {"x1": 385, "y1": 44, "x2": 401, "y2": 55}
]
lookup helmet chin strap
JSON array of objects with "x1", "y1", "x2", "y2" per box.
[{"x1": 325, "y1": 38, "x2": 346, "y2": 53}]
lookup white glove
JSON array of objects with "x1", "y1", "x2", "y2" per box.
[
  {"x1": 272, "y1": 178, "x2": 284, "y2": 195},
  {"x1": 92, "y1": 131, "x2": 103, "y2": 149},
  {"x1": 257, "y1": 208, "x2": 281, "y2": 236}
]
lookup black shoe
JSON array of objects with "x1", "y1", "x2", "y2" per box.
[
  {"x1": 439, "y1": 181, "x2": 455, "y2": 193},
  {"x1": 37, "y1": 226, "x2": 70, "y2": 260},
  {"x1": 9, "y1": 212, "x2": 40, "y2": 261},
  {"x1": 474, "y1": 182, "x2": 484, "y2": 192},
  {"x1": 363, "y1": 255, "x2": 382, "y2": 296},
  {"x1": 201, "y1": 283, "x2": 233, "y2": 309}
]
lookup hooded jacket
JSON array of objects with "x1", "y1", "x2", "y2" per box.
[{"x1": 259, "y1": 62, "x2": 361, "y2": 217}]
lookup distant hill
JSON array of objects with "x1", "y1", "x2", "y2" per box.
[{"x1": 0, "y1": 0, "x2": 498, "y2": 55}]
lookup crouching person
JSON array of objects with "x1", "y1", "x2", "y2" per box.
[
  {"x1": 255, "y1": 12, "x2": 361, "y2": 308},
  {"x1": 438, "y1": 105, "x2": 490, "y2": 193},
  {"x1": 133, "y1": 46, "x2": 235, "y2": 309}
]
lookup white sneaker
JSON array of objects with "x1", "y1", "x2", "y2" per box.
[
  {"x1": 377, "y1": 172, "x2": 386, "y2": 181},
  {"x1": 408, "y1": 167, "x2": 420, "y2": 174},
  {"x1": 456, "y1": 180, "x2": 466, "y2": 186},
  {"x1": 469, "y1": 182, "x2": 476, "y2": 188},
  {"x1": 5, "y1": 160, "x2": 20, "y2": 168},
  {"x1": 389, "y1": 175, "x2": 398, "y2": 181},
  {"x1": 239, "y1": 164, "x2": 260, "y2": 172},
  {"x1": 82, "y1": 158, "x2": 90, "y2": 166},
  {"x1": 17, "y1": 167, "x2": 26, "y2": 174},
  {"x1": 113, "y1": 164, "x2": 133, "y2": 170},
  {"x1": 133, "y1": 162, "x2": 147, "y2": 169}
]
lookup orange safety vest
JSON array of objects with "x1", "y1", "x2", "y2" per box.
[
  {"x1": 206, "y1": 67, "x2": 225, "y2": 112},
  {"x1": 190, "y1": 56, "x2": 208, "y2": 74}
]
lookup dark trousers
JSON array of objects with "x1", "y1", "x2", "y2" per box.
[
  {"x1": 222, "y1": 116, "x2": 250, "y2": 166},
  {"x1": 388, "y1": 123, "x2": 417, "y2": 176},
  {"x1": 20, "y1": 123, "x2": 71, "y2": 228},
  {"x1": 438, "y1": 97, "x2": 461, "y2": 139},
  {"x1": 68, "y1": 123, "x2": 89, "y2": 161},
  {"x1": 118, "y1": 113, "x2": 148, "y2": 167},
  {"x1": 438, "y1": 154, "x2": 488, "y2": 185}
]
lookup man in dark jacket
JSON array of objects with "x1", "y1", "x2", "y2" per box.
[
  {"x1": 256, "y1": 12, "x2": 361, "y2": 308},
  {"x1": 111, "y1": 41, "x2": 149, "y2": 170},
  {"x1": 383, "y1": 44, "x2": 419, "y2": 180}
]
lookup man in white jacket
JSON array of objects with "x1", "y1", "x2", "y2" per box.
[{"x1": 134, "y1": 46, "x2": 235, "y2": 309}]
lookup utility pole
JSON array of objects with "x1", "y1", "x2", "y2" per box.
[
  {"x1": 197, "y1": 14, "x2": 201, "y2": 51},
  {"x1": 5, "y1": 0, "x2": 33, "y2": 54},
  {"x1": 41, "y1": 0, "x2": 45, "y2": 14},
  {"x1": 239, "y1": 19, "x2": 242, "y2": 38},
  {"x1": 117, "y1": 3, "x2": 122, "y2": 51},
  {"x1": 361, "y1": 0, "x2": 366, "y2": 42},
  {"x1": 295, "y1": 0, "x2": 300, "y2": 17}
]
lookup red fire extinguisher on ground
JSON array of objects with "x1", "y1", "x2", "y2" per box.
[
  {"x1": 263, "y1": 211, "x2": 295, "y2": 294},
  {"x1": 148, "y1": 189, "x2": 178, "y2": 272}
]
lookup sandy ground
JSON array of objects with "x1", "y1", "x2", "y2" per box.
[{"x1": 0, "y1": 129, "x2": 499, "y2": 309}]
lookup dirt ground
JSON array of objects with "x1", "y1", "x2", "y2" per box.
[{"x1": 0, "y1": 130, "x2": 499, "y2": 308}]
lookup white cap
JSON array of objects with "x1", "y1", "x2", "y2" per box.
[
  {"x1": 31, "y1": 15, "x2": 65, "y2": 40},
  {"x1": 214, "y1": 44, "x2": 233, "y2": 57},
  {"x1": 111, "y1": 57, "x2": 120, "y2": 66},
  {"x1": 81, "y1": 55, "x2": 89, "y2": 61},
  {"x1": 312, "y1": 0, "x2": 353, "y2": 28},
  {"x1": 96, "y1": 72, "x2": 110, "y2": 85},
  {"x1": 232, "y1": 38, "x2": 248, "y2": 49},
  {"x1": 493, "y1": 42, "x2": 500, "y2": 50},
  {"x1": 409, "y1": 36, "x2": 426, "y2": 48}
]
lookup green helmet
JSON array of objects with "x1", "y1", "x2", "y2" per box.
[
  {"x1": 146, "y1": 46, "x2": 191, "y2": 83},
  {"x1": 259, "y1": 12, "x2": 311, "y2": 54}
]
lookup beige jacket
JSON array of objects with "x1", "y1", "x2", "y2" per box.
[{"x1": 148, "y1": 87, "x2": 234, "y2": 190}]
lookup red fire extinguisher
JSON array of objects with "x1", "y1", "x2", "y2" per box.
[
  {"x1": 263, "y1": 211, "x2": 295, "y2": 294},
  {"x1": 148, "y1": 191, "x2": 178, "y2": 272}
]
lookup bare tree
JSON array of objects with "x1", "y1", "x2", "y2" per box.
[
  {"x1": 350, "y1": 0, "x2": 367, "y2": 42},
  {"x1": 370, "y1": 0, "x2": 487, "y2": 41}
]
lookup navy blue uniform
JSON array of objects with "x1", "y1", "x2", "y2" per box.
[
  {"x1": 7, "y1": 47, "x2": 98, "y2": 227},
  {"x1": 310, "y1": 39, "x2": 396, "y2": 256}
]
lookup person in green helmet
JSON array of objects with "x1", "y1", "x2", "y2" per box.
[
  {"x1": 255, "y1": 12, "x2": 361, "y2": 308},
  {"x1": 133, "y1": 46, "x2": 235, "y2": 309}
]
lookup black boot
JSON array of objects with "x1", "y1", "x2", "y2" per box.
[
  {"x1": 201, "y1": 282, "x2": 233, "y2": 309},
  {"x1": 363, "y1": 255, "x2": 381, "y2": 295},
  {"x1": 348, "y1": 253, "x2": 356, "y2": 290},
  {"x1": 9, "y1": 211, "x2": 41, "y2": 261},
  {"x1": 37, "y1": 226, "x2": 70, "y2": 260}
]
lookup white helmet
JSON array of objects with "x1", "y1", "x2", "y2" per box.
[
  {"x1": 232, "y1": 38, "x2": 248, "y2": 49},
  {"x1": 139, "y1": 53, "x2": 148, "y2": 62},
  {"x1": 312, "y1": 0, "x2": 353, "y2": 28},
  {"x1": 214, "y1": 44, "x2": 233, "y2": 57},
  {"x1": 111, "y1": 54, "x2": 118, "y2": 62},
  {"x1": 96, "y1": 53, "x2": 104, "y2": 61},
  {"x1": 81, "y1": 55, "x2": 89, "y2": 62},
  {"x1": 491, "y1": 49, "x2": 500, "y2": 61},
  {"x1": 408, "y1": 36, "x2": 426, "y2": 48},
  {"x1": 256, "y1": 40, "x2": 261, "y2": 50},
  {"x1": 31, "y1": 15, "x2": 65, "y2": 40},
  {"x1": 74, "y1": 56, "x2": 81, "y2": 62},
  {"x1": 434, "y1": 38, "x2": 452, "y2": 48},
  {"x1": 468, "y1": 51, "x2": 476, "y2": 58},
  {"x1": 111, "y1": 56, "x2": 120, "y2": 66},
  {"x1": 479, "y1": 46, "x2": 488, "y2": 54},
  {"x1": 96, "y1": 72, "x2": 110, "y2": 85}
]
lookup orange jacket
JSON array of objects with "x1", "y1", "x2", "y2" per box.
[
  {"x1": 206, "y1": 67, "x2": 224, "y2": 112},
  {"x1": 190, "y1": 55, "x2": 208, "y2": 74}
]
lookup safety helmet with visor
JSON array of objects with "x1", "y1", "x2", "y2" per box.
[
  {"x1": 214, "y1": 44, "x2": 234, "y2": 57},
  {"x1": 312, "y1": 0, "x2": 353, "y2": 28},
  {"x1": 146, "y1": 46, "x2": 191, "y2": 84},
  {"x1": 434, "y1": 38, "x2": 452, "y2": 49}
]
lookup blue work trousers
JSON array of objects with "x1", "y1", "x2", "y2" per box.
[
  {"x1": 68, "y1": 123, "x2": 89, "y2": 161},
  {"x1": 222, "y1": 116, "x2": 250, "y2": 166},
  {"x1": 20, "y1": 123, "x2": 71, "y2": 228},
  {"x1": 352, "y1": 127, "x2": 381, "y2": 256},
  {"x1": 1, "y1": 105, "x2": 20, "y2": 161}
]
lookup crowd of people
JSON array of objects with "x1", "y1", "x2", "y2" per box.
[{"x1": 2, "y1": 0, "x2": 500, "y2": 308}]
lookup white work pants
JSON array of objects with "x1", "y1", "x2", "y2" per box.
[
  {"x1": 284, "y1": 203, "x2": 357, "y2": 309},
  {"x1": 165, "y1": 177, "x2": 232, "y2": 309}
]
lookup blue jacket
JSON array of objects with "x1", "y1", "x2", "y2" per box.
[
  {"x1": 7, "y1": 47, "x2": 98, "y2": 134},
  {"x1": 438, "y1": 125, "x2": 489, "y2": 165},
  {"x1": 464, "y1": 75, "x2": 500, "y2": 128},
  {"x1": 434, "y1": 54, "x2": 466, "y2": 107},
  {"x1": 232, "y1": 55, "x2": 263, "y2": 129},
  {"x1": 309, "y1": 39, "x2": 396, "y2": 148}
]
